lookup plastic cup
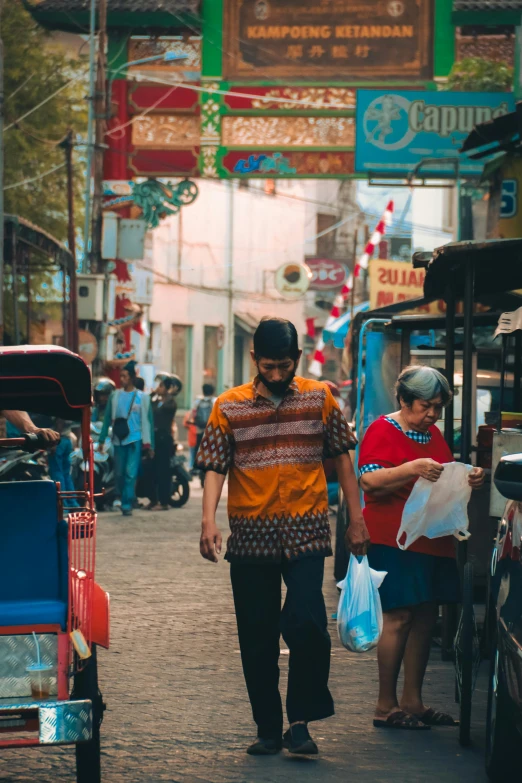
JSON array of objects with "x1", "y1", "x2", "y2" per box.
[{"x1": 26, "y1": 663, "x2": 54, "y2": 700}]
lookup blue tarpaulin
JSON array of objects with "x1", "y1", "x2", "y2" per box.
[{"x1": 323, "y1": 302, "x2": 370, "y2": 348}]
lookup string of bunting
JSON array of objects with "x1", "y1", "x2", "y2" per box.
[{"x1": 308, "y1": 200, "x2": 394, "y2": 378}]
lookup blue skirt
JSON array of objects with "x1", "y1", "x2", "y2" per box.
[{"x1": 367, "y1": 544, "x2": 461, "y2": 612}]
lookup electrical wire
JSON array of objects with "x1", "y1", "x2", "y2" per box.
[
  {"x1": 4, "y1": 162, "x2": 67, "y2": 191},
  {"x1": 5, "y1": 73, "x2": 35, "y2": 102},
  {"x1": 106, "y1": 84, "x2": 180, "y2": 139},
  {"x1": 5, "y1": 70, "x2": 87, "y2": 132},
  {"x1": 16, "y1": 124, "x2": 69, "y2": 147},
  {"x1": 137, "y1": 261, "x2": 293, "y2": 303},
  {"x1": 135, "y1": 71, "x2": 356, "y2": 111}
]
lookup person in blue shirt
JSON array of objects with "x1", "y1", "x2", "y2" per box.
[
  {"x1": 99, "y1": 361, "x2": 154, "y2": 516},
  {"x1": 48, "y1": 419, "x2": 80, "y2": 508}
]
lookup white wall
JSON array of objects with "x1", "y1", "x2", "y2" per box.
[
  {"x1": 411, "y1": 186, "x2": 454, "y2": 253},
  {"x1": 148, "y1": 179, "x2": 309, "y2": 405}
]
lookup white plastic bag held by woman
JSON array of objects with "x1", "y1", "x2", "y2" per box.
[
  {"x1": 337, "y1": 555, "x2": 387, "y2": 653},
  {"x1": 397, "y1": 462, "x2": 473, "y2": 551}
]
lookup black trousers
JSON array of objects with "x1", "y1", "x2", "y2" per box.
[
  {"x1": 230, "y1": 555, "x2": 334, "y2": 739},
  {"x1": 149, "y1": 435, "x2": 173, "y2": 506}
]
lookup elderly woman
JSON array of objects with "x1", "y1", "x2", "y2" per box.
[{"x1": 358, "y1": 365, "x2": 484, "y2": 730}]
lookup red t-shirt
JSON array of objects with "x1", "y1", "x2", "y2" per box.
[{"x1": 359, "y1": 416, "x2": 455, "y2": 558}]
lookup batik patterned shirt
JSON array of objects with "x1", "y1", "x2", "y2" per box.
[{"x1": 195, "y1": 376, "x2": 353, "y2": 563}]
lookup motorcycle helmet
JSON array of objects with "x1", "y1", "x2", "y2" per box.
[
  {"x1": 94, "y1": 377, "x2": 116, "y2": 405},
  {"x1": 154, "y1": 371, "x2": 171, "y2": 384}
]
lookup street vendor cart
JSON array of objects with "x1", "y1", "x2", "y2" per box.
[{"x1": 0, "y1": 345, "x2": 109, "y2": 782}]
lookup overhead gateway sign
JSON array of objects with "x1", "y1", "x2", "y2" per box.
[{"x1": 355, "y1": 90, "x2": 515, "y2": 178}]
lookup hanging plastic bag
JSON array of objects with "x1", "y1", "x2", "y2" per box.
[
  {"x1": 397, "y1": 462, "x2": 473, "y2": 551},
  {"x1": 336, "y1": 555, "x2": 387, "y2": 653}
]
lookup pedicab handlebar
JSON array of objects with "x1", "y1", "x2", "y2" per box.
[{"x1": 0, "y1": 432, "x2": 56, "y2": 452}]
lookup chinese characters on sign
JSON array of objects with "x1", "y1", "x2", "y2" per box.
[{"x1": 224, "y1": 0, "x2": 432, "y2": 80}]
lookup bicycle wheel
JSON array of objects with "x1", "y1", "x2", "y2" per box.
[{"x1": 455, "y1": 561, "x2": 474, "y2": 746}]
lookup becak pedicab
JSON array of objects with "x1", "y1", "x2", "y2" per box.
[{"x1": 0, "y1": 346, "x2": 110, "y2": 783}]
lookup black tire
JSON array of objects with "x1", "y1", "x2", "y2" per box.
[
  {"x1": 485, "y1": 636, "x2": 519, "y2": 781},
  {"x1": 73, "y1": 645, "x2": 104, "y2": 783},
  {"x1": 170, "y1": 476, "x2": 190, "y2": 507},
  {"x1": 458, "y1": 562, "x2": 474, "y2": 746}
]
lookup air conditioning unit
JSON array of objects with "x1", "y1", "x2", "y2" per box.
[
  {"x1": 77, "y1": 275, "x2": 116, "y2": 322},
  {"x1": 77, "y1": 275, "x2": 104, "y2": 321}
]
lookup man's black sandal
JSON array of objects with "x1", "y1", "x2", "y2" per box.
[
  {"x1": 246, "y1": 737, "x2": 283, "y2": 755},
  {"x1": 283, "y1": 725, "x2": 319, "y2": 755}
]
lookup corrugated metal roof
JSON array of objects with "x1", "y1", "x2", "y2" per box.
[
  {"x1": 28, "y1": 0, "x2": 199, "y2": 11},
  {"x1": 453, "y1": 1, "x2": 522, "y2": 10}
]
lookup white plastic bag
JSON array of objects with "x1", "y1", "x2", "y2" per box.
[
  {"x1": 336, "y1": 556, "x2": 387, "y2": 653},
  {"x1": 397, "y1": 462, "x2": 473, "y2": 551}
]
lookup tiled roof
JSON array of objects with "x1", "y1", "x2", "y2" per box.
[
  {"x1": 454, "y1": 1, "x2": 522, "y2": 9},
  {"x1": 28, "y1": 0, "x2": 199, "y2": 13}
]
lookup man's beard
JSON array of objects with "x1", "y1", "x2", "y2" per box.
[{"x1": 258, "y1": 370, "x2": 295, "y2": 396}]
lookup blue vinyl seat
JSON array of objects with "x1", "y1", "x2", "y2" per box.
[{"x1": 0, "y1": 480, "x2": 68, "y2": 630}]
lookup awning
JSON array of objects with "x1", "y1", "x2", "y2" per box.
[
  {"x1": 415, "y1": 238, "x2": 522, "y2": 300},
  {"x1": 235, "y1": 312, "x2": 259, "y2": 336},
  {"x1": 323, "y1": 302, "x2": 370, "y2": 349}
]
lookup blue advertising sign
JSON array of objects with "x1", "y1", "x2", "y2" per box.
[{"x1": 355, "y1": 90, "x2": 515, "y2": 178}]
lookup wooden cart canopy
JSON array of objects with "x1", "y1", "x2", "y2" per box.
[
  {"x1": 414, "y1": 238, "x2": 522, "y2": 301},
  {"x1": 0, "y1": 346, "x2": 92, "y2": 420}
]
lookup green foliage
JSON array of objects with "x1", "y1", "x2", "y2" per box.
[
  {"x1": 3, "y1": 0, "x2": 87, "y2": 242},
  {"x1": 446, "y1": 57, "x2": 513, "y2": 93}
]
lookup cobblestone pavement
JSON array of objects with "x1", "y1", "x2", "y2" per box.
[{"x1": 1, "y1": 484, "x2": 489, "y2": 782}]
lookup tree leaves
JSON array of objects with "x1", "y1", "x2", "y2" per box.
[
  {"x1": 3, "y1": 1, "x2": 88, "y2": 242},
  {"x1": 446, "y1": 57, "x2": 513, "y2": 93}
]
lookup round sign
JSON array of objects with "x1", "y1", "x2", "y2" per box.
[
  {"x1": 78, "y1": 330, "x2": 98, "y2": 365},
  {"x1": 274, "y1": 263, "x2": 311, "y2": 299},
  {"x1": 306, "y1": 258, "x2": 348, "y2": 290}
]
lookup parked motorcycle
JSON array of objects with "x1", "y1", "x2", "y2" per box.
[
  {"x1": 170, "y1": 446, "x2": 191, "y2": 508},
  {"x1": 71, "y1": 422, "x2": 115, "y2": 511},
  {"x1": 136, "y1": 443, "x2": 191, "y2": 508},
  {"x1": 0, "y1": 448, "x2": 49, "y2": 482}
]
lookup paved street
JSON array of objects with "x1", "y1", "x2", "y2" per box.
[{"x1": 1, "y1": 485, "x2": 489, "y2": 783}]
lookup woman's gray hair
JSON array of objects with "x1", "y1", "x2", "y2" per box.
[{"x1": 395, "y1": 365, "x2": 453, "y2": 407}]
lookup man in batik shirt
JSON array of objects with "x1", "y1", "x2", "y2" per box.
[{"x1": 196, "y1": 318, "x2": 369, "y2": 757}]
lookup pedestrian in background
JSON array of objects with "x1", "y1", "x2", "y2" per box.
[
  {"x1": 197, "y1": 318, "x2": 369, "y2": 757},
  {"x1": 358, "y1": 365, "x2": 484, "y2": 730},
  {"x1": 192, "y1": 383, "x2": 216, "y2": 454},
  {"x1": 147, "y1": 376, "x2": 177, "y2": 511},
  {"x1": 48, "y1": 418, "x2": 79, "y2": 508},
  {"x1": 100, "y1": 361, "x2": 154, "y2": 517},
  {"x1": 183, "y1": 408, "x2": 198, "y2": 472},
  {"x1": 92, "y1": 378, "x2": 116, "y2": 424}
]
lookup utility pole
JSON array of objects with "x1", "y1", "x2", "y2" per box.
[
  {"x1": 91, "y1": 0, "x2": 107, "y2": 272},
  {"x1": 61, "y1": 129, "x2": 78, "y2": 352},
  {"x1": 0, "y1": 1, "x2": 4, "y2": 345},
  {"x1": 226, "y1": 180, "x2": 235, "y2": 389},
  {"x1": 82, "y1": 0, "x2": 97, "y2": 273},
  {"x1": 92, "y1": 0, "x2": 109, "y2": 363}
]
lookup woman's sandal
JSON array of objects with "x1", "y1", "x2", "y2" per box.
[
  {"x1": 373, "y1": 710, "x2": 431, "y2": 730},
  {"x1": 416, "y1": 708, "x2": 459, "y2": 727}
]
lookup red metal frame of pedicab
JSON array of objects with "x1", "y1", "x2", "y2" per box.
[{"x1": 0, "y1": 359, "x2": 109, "y2": 747}]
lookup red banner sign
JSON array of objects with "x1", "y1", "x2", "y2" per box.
[{"x1": 306, "y1": 258, "x2": 348, "y2": 290}]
